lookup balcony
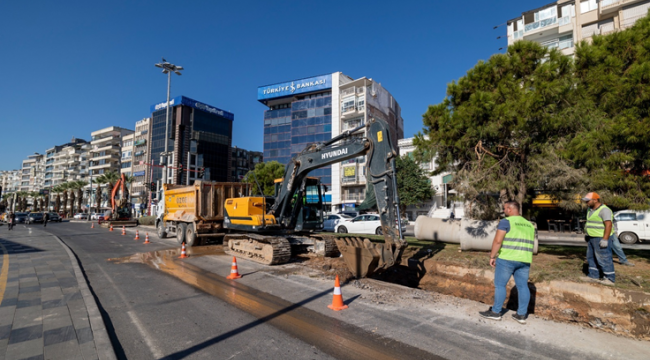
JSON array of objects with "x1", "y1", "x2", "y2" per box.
[
  {"x1": 93, "y1": 144, "x2": 120, "y2": 153},
  {"x1": 341, "y1": 193, "x2": 366, "y2": 202}
]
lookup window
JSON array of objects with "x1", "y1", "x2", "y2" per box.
[
  {"x1": 615, "y1": 213, "x2": 637, "y2": 221},
  {"x1": 357, "y1": 95, "x2": 365, "y2": 111},
  {"x1": 342, "y1": 96, "x2": 355, "y2": 113},
  {"x1": 580, "y1": 0, "x2": 597, "y2": 14},
  {"x1": 535, "y1": 6, "x2": 557, "y2": 21}
]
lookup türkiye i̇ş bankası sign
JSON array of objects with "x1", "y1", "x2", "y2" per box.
[{"x1": 257, "y1": 74, "x2": 332, "y2": 101}]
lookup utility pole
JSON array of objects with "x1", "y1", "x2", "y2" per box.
[{"x1": 154, "y1": 58, "x2": 183, "y2": 187}]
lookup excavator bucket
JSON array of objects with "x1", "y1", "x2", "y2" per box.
[{"x1": 334, "y1": 237, "x2": 400, "y2": 278}]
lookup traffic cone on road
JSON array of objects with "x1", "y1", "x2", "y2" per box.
[
  {"x1": 121, "y1": 226, "x2": 126, "y2": 235},
  {"x1": 179, "y1": 242, "x2": 188, "y2": 258},
  {"x1": 134, "y1": 230, "x2": 140, "y2": 240},
  {"x1": 226, "y1": 256, "x2": 242, "y2": 280},
  {"x1": 327, "y1": 275, "x2": 348, "y2": 311},
  {"x1": 109, "y1": 224, "x2": 113, "y2": 232},
  {"x1": 91, "y1": 223, "x2": 94, "y2": 229},
  {"x1": 143, "y1": 233, "x2": 150, "y2": 244}
]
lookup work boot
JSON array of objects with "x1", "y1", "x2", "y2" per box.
[
  {"x1": 598, "y1": 278, "x2": 615, "y2": 286},
  {"x1": 511, "y1": 313, "x2": 527, "y2": 324},
  {"x1": 620, "y1": 261, "x2": 635, "y2": 267},
  {"x1": 579, "y1": 276, "x2": 599, "y2": 283},
  {"x1": 479, "y1": 308, "x2": 502, "y2": 321}
]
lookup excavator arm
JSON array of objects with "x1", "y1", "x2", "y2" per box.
[{"x1": 271, "y1": 118, "x2": 407, "y2": 277}]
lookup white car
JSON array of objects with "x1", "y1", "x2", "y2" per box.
[
  {"x1": 335, "y1": 214, "x2": 384, "y2": 235},
  {"x1": 90, "y1": 213, "x2": 101, "y2": 220},
  {"x1": 73, "y1": 213, "x2": 88, "y2": 220},
  {"x1": 614, "y1": 210, "x2": 649, "y2": 244},
  {"x1": 323, "y1": 214, "x2": 353, "y2": 232}
]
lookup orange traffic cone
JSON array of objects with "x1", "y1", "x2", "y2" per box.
[
  {"x1": 121, "y1": 226, "x2": 126, "y2": 235},
  {"x1": 179, "y1": 242, "x2": 188, "y2": 258},
  {"x1": 109, "y1": 225, "x2": 113, "y2": 232},
  {"x1": 91, "y1": 223, "x2": 94, "y2": 229},
  {"x1": 143, "y1": 233, "x2": 150, "y2": 244},
  {"x1": 328, "y1": 275, "x2": 348, "y2": 311},
  {"x1": 226, "y1": 256, "x2": 242, "y2": 279},
  {"x1": 134, "y1": 230, "x2": 140, "y2": 240}
]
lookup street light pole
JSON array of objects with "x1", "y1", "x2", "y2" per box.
[{"x1": 154, "y1": 58, "x2": 183, "y2": 187}]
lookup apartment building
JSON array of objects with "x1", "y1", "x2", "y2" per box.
[
  {"x1": 44, "y1": 138, "x2": 90, "y2": 188},
  {"x1": 507, "y1": 0, "x2": 650, "y2": 55},
  {"x1": 19, "y1": 154, "x2": 45, "y2": 192},
  {"x1": 231, "y1": 146, "x2": 263, "y2": 181},
  {"x1": 258, "y1": 72, "x2": 404, "y2": 212},
  {"x1": 89, "y1": 126, "x2": 134, "y2": 177},
  {"x1": 0, "y1": 170, "x2": 21, "y2": 196},
  {"x1": 131, "y1": 118, "x2": 151, "y2": 214}
]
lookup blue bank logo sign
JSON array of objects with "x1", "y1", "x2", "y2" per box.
[
  {"x1": 150, "y1": 96, "x2": 234, "y2": 121},
  {"x1": 258, "y1": 74, "x2": 332, "y2": 100}
]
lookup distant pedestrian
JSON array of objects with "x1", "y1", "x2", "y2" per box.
[
  {"x1": 480, "y1": 201, "x2": 536, "y2": 324},
  {"x1": 449, "y1": 211, "x2": 455, "y2": 220},
  {"x1": 8, "y1": 212, "x2": 15, "y2": 231},
  {"x1": 610, "y1": 221, "x2": 634, "y2": 266},
  {"x1": 43, "y1": 212, "x2": 49, "y2": 228},
  {"x1": 582, "y1": 192, "x2": 616, "y2": 285}
]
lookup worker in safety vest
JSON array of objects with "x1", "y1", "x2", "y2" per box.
[
  {"x1": 480, "y1": 201, "x2": 535, "y2": 324},
  {"x1": 581, "y1": 192, "x2": 615, "y2": 285}
]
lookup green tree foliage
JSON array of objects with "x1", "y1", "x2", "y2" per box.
[
  {"x1": 243, "y1": 161, "x2": 285, "y2": 196},
  {"x1": 395, "y1": 155, "x2": 434, "y2": 213},
  {"x1": 415, "y1": 41, "x2": 587, "y2": 218},
  {"x1": 568, "y1": 14, "x2": 650, "y2": 209}
]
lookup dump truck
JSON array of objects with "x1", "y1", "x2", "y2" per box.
[{"x1": 155, "y1": 182, "x2": 251, "y2": 246}]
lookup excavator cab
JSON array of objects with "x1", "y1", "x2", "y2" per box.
[{"x1": 274, "y1": 177, "x2": 324, "y2": 232}]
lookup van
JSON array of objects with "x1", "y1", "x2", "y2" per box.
[{"x1": 614, "y1": 210, "x2": 649, "y2": 244}]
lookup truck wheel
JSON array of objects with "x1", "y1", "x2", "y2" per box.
[
  {"x1": 177, "y1": 223, "x2": 187, "y2": 245},
  {"x1": 185, "y1": 225, "x2": 199, "y2": 247},
  {"x1": 157, "y1": 221, "x2": 167, "y2": 239},
  {"x1": 337, "y1": 226, "x2": 347, "y2": 233},
  {"x1": 619, "y1": 232, "x2": 638, "y2": 245}
]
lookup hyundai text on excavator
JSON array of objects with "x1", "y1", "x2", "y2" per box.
[{"x1": 223, "y1": 117, "x2": 407, "y2": 277}]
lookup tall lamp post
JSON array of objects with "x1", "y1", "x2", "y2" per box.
[{"x1": 154, "y1": 58, "x2": 183, "y2": 186}]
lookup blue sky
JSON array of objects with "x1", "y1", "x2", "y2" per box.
[{"x1": 0, "y1": 0, "x2": 548, "y2": 170}]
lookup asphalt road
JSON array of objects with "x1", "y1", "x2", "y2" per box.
[{"x1": 42, "y1": 222, "x2": 337, "y2": 360}]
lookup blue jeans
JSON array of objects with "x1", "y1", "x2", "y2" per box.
[
  {"x1": 586, "y1": 236, "x2": 615, "y2": 282},
  {"x1": 492, "y1": 258, "x2": 531, "y2": 316},
  {"x1": 610, "y1": 234, "x2": 628, "y2": 263}
]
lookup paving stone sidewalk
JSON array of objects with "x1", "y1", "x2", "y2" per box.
[{"x1": 0, "y1": 223, "x2": 114, "y2": 360}]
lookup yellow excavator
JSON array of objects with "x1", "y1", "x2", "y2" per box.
[{"x1": 223, "y1": 118, "x2": 406, "y2": 278}]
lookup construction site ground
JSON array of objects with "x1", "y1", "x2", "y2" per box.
[{"x1": 122, "y1": 225, "x2": 650, "y2": 359}]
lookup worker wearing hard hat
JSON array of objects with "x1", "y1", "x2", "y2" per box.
[{"x1": 582, "y1": 192, "x2": 615, "y2": 285}]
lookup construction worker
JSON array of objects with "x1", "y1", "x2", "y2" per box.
[
  {"x1": 582, "y1": 192, "x2": 615, "y2": 285},
  {"x1": 480, "y1": 201, "x2": 536, "y2": 324}
]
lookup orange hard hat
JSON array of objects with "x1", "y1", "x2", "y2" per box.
[{"x1": 581, "y1": 192, "x2": 600, "y2": 202}]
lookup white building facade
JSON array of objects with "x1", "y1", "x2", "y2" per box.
[{"x1": 507, "y1": 0, "x2": 650, "y2": 55}]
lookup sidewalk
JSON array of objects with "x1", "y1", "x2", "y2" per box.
[{"x1": 0, "y1": 223, "x2": 115, "y2": 360}]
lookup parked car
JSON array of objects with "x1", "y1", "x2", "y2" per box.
[
  {"x1": 14, "y1": 212, "x2": 28, "y2": 223},
  {"x1": 90, "y1": 213, "x2": 101, "y2": 220},
  {"x1": 614, "y1": 210, "x2": 649, "y2": 244},
  {"x1": 28, "y1": 213, "x2": 44, "y2": 223},
  {"x1": 48, "y1": 212, "x2": 62, "y2": 222},
  {"x1": 335, "y1": 214, "x2": 384, "y2": 235},
  {"x1": 323, "y1": 213, "x2": 353, "y2": 232},
  {"x1": 73, "y1": 213, "x2": 88, "y2": 220}
]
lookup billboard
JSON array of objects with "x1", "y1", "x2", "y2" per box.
[{"x1": 257, "y1": 74, "x2": 332, "y2": 101}]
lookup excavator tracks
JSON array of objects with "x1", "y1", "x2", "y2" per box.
[
  {"x1": 309, "y1": 234, "x2": 340, "y2": 257},
  {"x1": 224, "y1": 234, "x2": 292, "y2": 265}
]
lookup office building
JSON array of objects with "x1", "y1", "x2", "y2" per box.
[
  {"x1": 231, "y1": 146, "x2": 263, "y2": 181},
  {"x1": 148, "y1": 96, "x2": 234, "y2": 188},
  {"x1": 507, "y1": 0, "x2": 650, "y2": 56},
  {"x1": 258, "y1": 72, "x2": 404, "y2": 212}
]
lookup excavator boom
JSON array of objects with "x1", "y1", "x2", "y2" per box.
[{"x1": 272, "y1": 118, "x2": 407, "y2": 277}]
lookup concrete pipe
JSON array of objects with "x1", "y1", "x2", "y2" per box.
[{"x1": 414, "y1": 216, "x2": 538, "y2": 254}]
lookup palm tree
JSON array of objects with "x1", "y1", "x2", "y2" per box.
[
  {"x1": 69, "y1": 183, "x2": 77, "y2": 216},
  {"x1": 75, "y1": 181, "x2": 88, "y2": 215},
  {"x1": 123, "y1": 174, "x2": 134, "y2": 201},
  {"x1": 29, "y1": 191, "x2": 39, "y2": 211},
  {"x1": 102, "y1": 170, "x2": 121, "y2": 199},
  {"x1": 60, "y1": 183, "x2": 70, "y2": 217},
  {"x1": 52, "y1": 185, "x2": 63, "y2": 213},
  {"x1": 93, "y1": 175, "x2": 106, "y2": 214}
]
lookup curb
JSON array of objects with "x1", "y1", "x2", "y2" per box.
[{"x1": 51, "y1": 235, "x2": 117, "y2": 360}]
